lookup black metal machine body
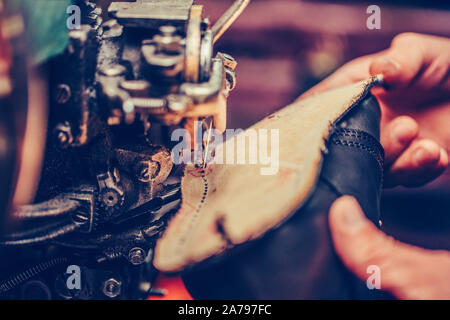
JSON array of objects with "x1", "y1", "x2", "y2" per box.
[{"x1": 0, "y1": 0, "x2": 248, "y2": 299}]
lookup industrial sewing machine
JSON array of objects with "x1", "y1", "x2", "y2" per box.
[{"x1": 0, "y1": 0, "x2": 249, "y2": 299}]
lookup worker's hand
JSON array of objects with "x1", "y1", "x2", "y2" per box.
[
  {"x1": 300, "y1": 33, "x2": 450, "y2": 188},
  {"x1": 329, "y1": 196, "x2": 450, "y2": 300}
]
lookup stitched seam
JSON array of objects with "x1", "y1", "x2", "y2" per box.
[
  {"x1": 331, "y1": 139, "x2": 384, "y2": 169},
  {"x1": 333, "y1": 128, "x2": 382, "y2": 145},
  {"x1": 330, "y1": 129, "x2": 385, "y2": 172}
]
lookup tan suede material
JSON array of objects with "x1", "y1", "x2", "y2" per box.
[{"x1": 154, "y1": 76, "x2": 383, "y2": 272}]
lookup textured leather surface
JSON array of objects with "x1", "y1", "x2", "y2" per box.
[
  {"x1": 154, "y1": 77, "x2": 384, "y2": 272},
  {"x1": 182, "y1": 94, "x2": 392, "y2": 299}
]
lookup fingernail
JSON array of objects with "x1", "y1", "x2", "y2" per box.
[
  {"x1": 336, "y1": 198, "x2": 368, "y2": 234},
  {"x1": 413, "y1": 148, "x2": 432, "y2": 167},
  {"x1": 373, "y1": 57, "x2": 401, "y2": 79}
]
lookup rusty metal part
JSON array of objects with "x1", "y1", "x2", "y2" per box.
[
  {"x1": 126, "y1": 52, "x2": 234, "y2": 130},
  {"x1": 52, "y1": 25, "x2": 99, "y2": 147},
  {"x1": 153, "y1": 56, "x2": 229, "y2": 130},
  {"x1": 0, "y1": 0, "x2": 250, "y2": 300},
  {"x1": 115, "y1": 145, "x2": 173, "y2": 204},
  {"x1": 115, "y1": 146, "x2": 173, "y2": 187},
  {"x1": 184, "y1": 5, "x2": 202, "y2": 83},
  {"x1": 212, "y1": 0, "x2": 251, "y2": 43},
  {"x1": 135, "y1": 159, "x2": 159, "y2": 183}
]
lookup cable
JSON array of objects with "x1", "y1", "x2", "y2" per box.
[
  {"x1": 12, "y1": 197, "x2": 81, "y2": 220},
  {"x1": 0, "y1": 219, "x2": 81, "y2": 247}
]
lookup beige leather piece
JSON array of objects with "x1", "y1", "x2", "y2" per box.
[{"x1": 154, "y1": 76, "x2": 383, "y2": 272}]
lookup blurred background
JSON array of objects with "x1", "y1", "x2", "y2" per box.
[{"x1": 59, "y1": 0, "x2": 450, "y2": 250}]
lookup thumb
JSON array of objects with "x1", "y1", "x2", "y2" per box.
[{"x1": 329, "y1": 196, "x2": 450, "y2": 300}]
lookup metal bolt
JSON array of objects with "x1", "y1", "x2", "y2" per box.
[
  {"x1": 54, "y1": 84, "x2": 71, "y2": 104},
  {"x1": 102, "y1": 278, "x2": 122, "y2": 298},
  {"x1": 135, "y1": 160, "x2": 158, "y2": 183},
  {"x1": 128, "y1": 247, "x2": 146, "y2": 266},
  {"x1": 102, "y1": 190, "x2": 119, "y2": 207},
  {"x1": 54, "y1": 122, "x2": 73, "y2": 148},
  {"x1": 139, "y1": 166, "x2": 151, "y2": 183}
]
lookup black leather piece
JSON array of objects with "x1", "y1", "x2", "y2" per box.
[{"x1": 182, "y1": 94, "x2": 394, "y2": 299}]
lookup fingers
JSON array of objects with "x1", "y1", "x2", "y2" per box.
[
  {"x1": 299, "y1": 33, "x2": 450, "y2": 101},
  {"x1": 369, "y1": 33, "x2": 424, "y2": 88},
  {"x1": 381, "y1": 116, "x2": 419, "y2": 166},
  {"x1": 369, "y1": 33, "x2": 450, "y2": 91},
  {"x1": 381, "y1": 115, "x2": 448, "y2": 188},
  {"x1": 384, "y1": 139, "x2": 448, "y2": 188},
  {"x1": 329, "y1": 196, "x2": 450, "y2": 300}
]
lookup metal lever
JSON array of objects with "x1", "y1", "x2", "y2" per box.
[{"x1": 211, "y1": 0, "x2": 251, "y2": 43}]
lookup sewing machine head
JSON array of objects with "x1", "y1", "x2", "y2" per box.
[{"x1": 0, "y1": 0, "x2": 249, "y2": 299}]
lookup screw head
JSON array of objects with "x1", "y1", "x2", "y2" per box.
[
  {"x1": 54, "y1": 84, "x2": 71, "y2": 104},
  {"x1": 135, "y1": 160, "x2": 158, "y2": 183},
  {"x1": 54, "y1": 122, "x2": 73, "y2": 148},
  {"x1": 102, "y1": 190, "x2": 119, "y2": 207},
  {"x1": 128, "y1": 247, "x2": 146, "y2": 266},
  {"x1": 102, "y1": 278, "x2": 122, "y2": 298}
]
